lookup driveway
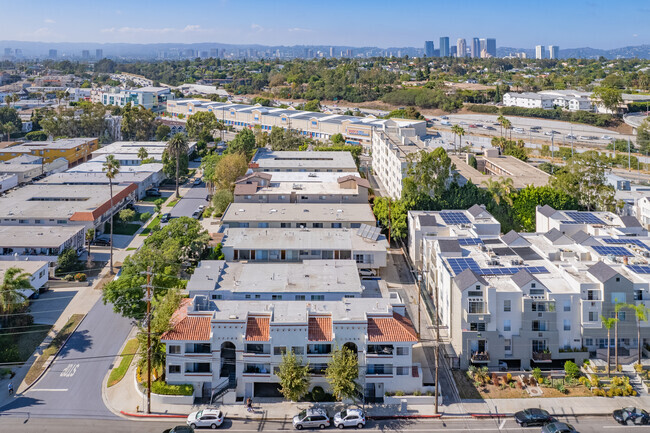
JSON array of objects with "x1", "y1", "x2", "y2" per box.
[{"x1": 29, "y1": 287, "x2": 79, "y2": 325}]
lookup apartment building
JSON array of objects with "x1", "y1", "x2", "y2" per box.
[
  {"x1": 0, "y1": 261, "x2": 49, "y2": 298},
  {"x1": 221, "y1": 203, "x2": 376, "y2": 230},
  {"x1": 0, "y1": 138, "x2": 99, "y2": 166},
  {"x1": 536, "y1": 205, "x2": 647, "y2": 237},
  {"x1": 538, "y1": 90, "x2": 594, "y2": 112},
  {"x1": 162, "y1": 293, "x2": 421, "y2": 400},
  {"x1": 90, "y1": 141, "x2": 196, "y2": 166},
  {"x1": 92, "y1": 86, "x2": 173, "y2": 112},
  {"x1": 233, "y1": 172, "x2": 369, "y2": 204},
  {"x1": 502, "y1": 92, "x2": 554, "y2": 109},
  {"x1": 0, "y1": 174, "x2": 17, "y2": 193},
  {"x1": 0, "y1": 155, "x2": 69, "y2": 184},
  {"x1": 0, "y1": 225, "x2": 85, "y2": 261},
  {"x1": 221, "y1": 226, "x2": 388, "y2": 269},
  {"x1": 414, "y1": 207, "x2": 650, "y2": 370},
  {"x1": 250, "y1": 149, "x2": 358, "y2": 173}
]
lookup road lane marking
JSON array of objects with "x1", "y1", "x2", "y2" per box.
[
  {"x1": 499, "y1": 419, "x2": 506, "y2": 430},
  {"x1": 60, "y1": 363, "x2": 79, "y2": 377},
  {"x1": 29, "y1": 388, "x2": 68, "y2": 392}
]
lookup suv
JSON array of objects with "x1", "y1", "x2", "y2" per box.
[
  {"x1": 359, "y1": 268, "x2": 376, "y2": 278},
  {"x1": 333, "y1": 408, "x2": 366, "y2": 429},
  {"x1": 192, "y1": 209, "x2": 203, "y2": 219},
  {"x1": 91, "y1": 237, "x2": 111, "y2": 246},
  {"x1": 514, "y1": 408, "x2": 555, "y2": 427},
  {"x1": 146, "y1": 188, "x2": 161, "y2": 197},
  {"x1": 293, "y1": 408, "x2": 330, "y2": 430},
  {"x1": 186, "y1": 408, "x2": 224, "y2": 429}
]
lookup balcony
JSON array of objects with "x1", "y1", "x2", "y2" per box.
[
  {"x1": 244, "y1": 363, "x2": 270, "y2": 374},
  {"x1": 367, "y1": 344, "x2": 394, "y2": 356},
  {"x1": 185, "y1": 343, "x2": 211, "y2": 354},
  {"x1": 532, "y1": 352, "x2": 552, "y2": 362},
  {"x1": 463, "y1": 310, "x2": 491, "y2": 324},
  {"x1": 244, "y1": 344, "x2": 270, "y2": 355},
  {"x1": 471, "y1": 351, "x2": 490, "y2": 363}
]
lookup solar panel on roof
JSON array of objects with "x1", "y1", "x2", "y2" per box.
[
  {"x1": 439, "y1": 212, "x2": 470, "y2": 225},
  {"x1": 627, "y1": 264, "x2": 650, "y2": 274},
  {"x1": 447, "y1": 258, "x2": 481, "y2": 275},
  {"x1": 458, "y1": 238, "x2": 483, "y2": 246},
  {"x1": 602, "y1": 238, "x2": 649, "y2": 250},
  {"x1": 478, "y1": 266, "x2": 549, "y2": 276},
  {"x1": 565, "y1": 211, "x2": 606, "y2": 225},
  {"x1": 592, "y1": 246, "x2": 632, "y2": 256},
  {"x1": 357, "y1": 224, "x2": 381, "y2": 241}
]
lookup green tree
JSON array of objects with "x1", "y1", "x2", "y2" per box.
[
  {"x1": 119, "y1": 208, "x2": 136, "y2": 224},
  {"x1": 330, "y1": 133, "x2": 345, "y2": 145},
  {"x1": 625, "y1": 303, "x2": 649, "y2": 367},
  {"x1": 550, "y1": 152, "x2": 614, "y2": 211},
  {"x1": 325, "y1": 345, "x2": 360, "y2": 401},
  {"x1": 564, "y1": 361, "x2": 580, "y2": 380},
  {"x1": 103, "y1": 154, "x2": 121, "y2": 274},
  {"x1": 481, "y1": 177, "x2": 514, "y2": 206},
  {"x1": 601, "y1": 316, "x2": 618, "y2": 376},
  {"x1": 212, "y1": 152, "x2": 248, "y2": 191},
  {"x1": 269, "y1": 127, "x2": 304, "y2": 151},
  {"x1": 450, "y1": 124, "x2": 464, "y2": 153},
  {"x1": 85, "y1": 228, "x2": 95, "y2": 267},
  {"x1": 228, "y1": 128, "x2": 256, "y2": 155},
  {"x1": 212, "y1": 189, "x2": 234, "y2": 217},
  {"x1": 406, "y1": 147, "x2": 455, "y2": 199},
  {"x1": 637, "y1": 119, "x2": 650, "y2": 154},
  {"x1": 153, "y1": 198, "x2": 164, "y2": 214},
  {"x1": 511, "y1": 185, "x2": 580, "y2": 232},
  {"x1": 385, "y1": 107, "x2": 423, "y2": 120},
  {"x1": 0, "y1": 267, "x2": 32, "y2": 325},
  {"x1": 121, "y1": 104, "x2": 159, "y2": 140},
  {"x1": 57, "y1": 247, "x2": 82, "y2": 275},
  {"x1": 155, "y1": 124, "x2": 171, "y2": 141},
  {"x1": 166, "y1": 133, "x2": 189, "y2": 198},
  {"x1": 277, "y1": 350, "x2": 311, "y2": 402},
  {"x1": 138, "y1": 147, "x2": 149, "y2": 163},
  {"x1": 303, "y1": 99, "x2": 321, "y2": 112},
  {"x1": 1, "y1": 122, "x2": 17, "y2": 141},
  {"x1": 592, "y1": 86, "x2": 623, "y2": 115},
  {"x1": 186, "y1": 111, "x2": 217, "y2": 141}
]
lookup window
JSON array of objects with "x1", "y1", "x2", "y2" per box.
[
  {"x1": 470, "y1": 322, "x2": 486, "y2": 332},
  {"x1": 169, "y1": 365, "x2": 181, "y2": 374},
  {"x1": 504, "y1": 339, "x2": 512, "y2": 353},
  {"x1": 319, "y1": 195, "x2": 326, "y2": 200},
  {"x1": 292, "y1": 346, "x2": 304, "y2": 355},
  {"x1": 532, "y1": 320, "x2": 547, "y2": 332},
  {"x1": 354, "y1": 254, "x2": 365, "y2": 264},
  {"x1": 245, "y1": 294, "x2": 251, "y2": 299},
  {"x1": 588, "y1": 311, "x2": 597, "y2": 322},
  {"x1": 258, "y1": 222, "x2": 269, "y2": 228},
  {"x1": 255, "y1": 294, "x2": 261, "y2": 299},
  {"x1": 280, "y1": 223, "x2": 292, "y2": 228},
  {"x1": 467, "y1": 291, "x2": 482, "y2": 297},
  {"x1": 312, "y1": 223, "x2": 323, "y2": 228},
  {"x1": 332, "y1": 223, "x2": 342, "y2": 228},
  {"x1": 530, "y1": 288, "x2": 544, "y2": 296},
  {"x1": 272, "y1": 295, "x2": 282, "y2": 300},
  {"x1": 396, "y1": 347, "x2": 409, "y2": 356},
  {"x1": 611, "y1": 292, "x2": 626, "y2": 304},
  {"x1": 468, "y1": 301, "x2": 485, "y2": 314},
  {"x1": 211, "y1": 294, "x2": 222, "y2": 300},
  {"x1": 295, "y1": 295, "x2": 306, "y2": 301},
  {"x1": 585, "y1": 338, "x2": 593, "y2": 346},
  {"x1": 531, "y1": 283, "x2": 536, "y2": 288},
  {"x1": 169, "y1": 345, "x2": 181, "y2": 354},
  {"x1": 396, "y1": 367, "x2": 409, "y2": 376},
  {"x1": 273, "y1": 346, "x2": 287, "y2": 356},
  {"x1": 563, "y1": 319, "x2": 571, "y2": 331},
  {"x1": 563, "y1": 301, "x2": 571, "y2": 312},
  {"x1": 311, "y1": 295, "x2": 324, "y2": 301},
  {"x1": 503, "y1": 300, "x2": 511, "y2": 312},
  {"x1": 308, "y1": 344, "x2": 331, "y2": 354},
  {"x1": 350, "y1": 223, "x2": 361, "y2": 228},
  {"x1": 503, "y1": 319, "x2": 511, "y2": 332}
]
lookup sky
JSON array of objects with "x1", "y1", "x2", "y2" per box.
[{"x1": 1, "y1": 0, "x2": 649, "y2": 49}]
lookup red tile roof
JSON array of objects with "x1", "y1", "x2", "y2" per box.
[
  {"x1": 161, "y1": 316, "x2": 211, "y2": 341},
  {"x1": 246, "y1": 316, "x2": 270, "y2": 341},
  {"x1": 308, "y1": 316, "x2": 332, "y2": 341},
  {"x1": 367, "y1": 312, "x2": 418, "y2": 342},
  {"x1": 69, "y1": 183, "x2": 138, "y2": 222}
]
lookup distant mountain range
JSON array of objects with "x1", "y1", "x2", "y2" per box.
[{"x1": 2, "y1": 40, "x2": 650, "y2": 60}]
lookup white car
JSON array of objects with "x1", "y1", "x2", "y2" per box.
[
  {"x1": 579, "y1": 135, "x2": 592, "y2": 140},
  {"x1": 566, "y1": 134, "x2": 577, "y2": 139},
  {"x1": 359, "y1": 268, "x2": 376, "y2": 277},
  {"x1": 334, "y1": 408, "x2": 366, "y2": 429},
  {"x1": 187, "y1": 408, "x2": 224, "y2": 429},
  {"x1": 601, "y1": 135, "x2": 613, "y2": 140},
  {"x1": 513, "y1": 127, "x2": 525, "y2": 133}
]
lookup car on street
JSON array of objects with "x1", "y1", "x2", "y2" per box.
[
  {"x1": 192, "y1": 209, "x2": 203, "y2": 219},
  {"x1": 601, "y1": 135, "x2": 614, "y2": 140},
  {"x1": 293, "y1": 408, "x2": 330, "y2": 430},
  {"x1": 160, "y1": 213, "x2": 171, "y2": 223},
  {"x1": 468, "y1": 124, "x2": 477, "y2": 128},
  {"x1": 440, "y1": 120, "x2": 451, "y2": 126},
  {"x1": 333, "y1": 408, "x2": 366, "y2": 429},
  {"x1": 186, "y1": 408, "x2": 224, "y2": 429},
  {"x1": 483, "y1": 125, "x2": 495, "y2": 130},
  {"x1": 514, "y1": 408, "x2": 555, "y2": 427},
  {"x1": 612, "y1": 407, "x2": 650, "y2": 425},
  {"x1": 566, "y1": 134, "x2": 577, "y2": 139},
  {"x1": 164, "y1": 426, "x2": 194, "y2": 433},
  {"x1": 578, "y1": 135, "x2": 592, "y2": 140},
  {"x1": 544, "y1": 131, "x2": 559, "y2": 136},
  {"x1": 359, "y1": 268, "x2": 376, "y2": 277},
  {"x1": 194, "y1": 178, "x2": 202, "y2": 186},
  {"x1": 540, "y1": 422, "x2": 577, "y2": 433},
  {"x1": 530, "y1": 126, "x2": 542, "y2": 131},
  {"x1": 146, "y1": 188, "x2": 161, "y2": 197},
  {"x1": 440, "y1": 115, "x2": 449, "y2": 119},
  {"x1": 513, "y1": 127, "x2": 525, "y2": 133},
  {"x1": 91, "y1": 237, "x2": 111, "y2": 246}
]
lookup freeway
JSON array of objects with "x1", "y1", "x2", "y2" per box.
[
  {"x1": 0, "y1": 415, "x2": 641, "y2": 432},
  {"x1": 0, "y1": 299, "x2": 132, "y2": 419}
]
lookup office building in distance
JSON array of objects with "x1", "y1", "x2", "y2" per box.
[
  {"x1": 424, "y1": 40, "x2": 434, "y2": 57},
  {"x1": 439, "y1": 37, "x2": 450, "y2": 57},
  {"x1": 548, "y1": 45, "x2": 559, "y2": 59},
  {"x1": 535, "y1": 45, "x2": 546, "y2": 59}
]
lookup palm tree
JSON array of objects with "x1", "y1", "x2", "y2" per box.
[
  {"x1": 497, "y1": 115, "x2": 506, "y2": 138},
  {"x1": 502, "y1": 118, "x2": 512, "y2": 140},
  {"x1": 625, "y1": 303, "x2": 649, "y2": 367},
  {"x1": 102, "y1": 154, "x2": 120, "y2": 275},
  {"x1": 137, "y1": 147, "x2": 148, "y2": 163},
  {"x1": 601, "y1": 316, "x2": 618, "y2": 376},
  {"x1": 85, "y1": 228, "x2": 95, "y2": 268},
  {"x1": 2, "y1": 122, "x2": 17, "y2": 142},
  {"x1": 0, "y1": 267, "x2": 32, "y2": 325},
  {"x1": 166, "y1": 133, "x2": 189, "y2": 198},
  {"x1": 451, "y1": 125, "x2": 465, "y2": 154},
  {"x1": 481, "y1": 177, "x2": 514, "y2": 206},
  {"x1": 614, "y1": 301, "x2": 626, "y2": 369}
]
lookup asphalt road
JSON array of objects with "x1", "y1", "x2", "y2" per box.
[
  {"x1": 0, "y1": 298, "x2": 132, "y2": 419},
  {"x1": 169, "y1": 181, "x2": 209, "y2": 219},
  {"x1": 0, "y1": 415, "x2": 640, "y2": 432}
]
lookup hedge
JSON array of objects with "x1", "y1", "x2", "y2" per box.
[
  {"x1": 465, "y1": 104, "x2": 500, "y2": 114},
  {"x1": 151, "y1": 381, "x2": 194, "y2": 396}
]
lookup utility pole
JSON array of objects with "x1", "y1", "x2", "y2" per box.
[
  {"x1": 143, "y1": 266, "x2": 153, "y2": 414},
  {"x1": 416, "y1": 273, "x2": 421, "y2": 339},
  {"x1": 628, "y1": 137, "x2": 631, "y2": 172},
  {"x1": 551, "y1": 135, "x2": 554, "y2": 175}
]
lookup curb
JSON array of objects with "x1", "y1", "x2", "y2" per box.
[
  {"x1": 370, "y1": 414, "x2": 442, "y2": 420},
  {"x1": 120, "y1": 410, "x2": 186, "y2": 418},
  {"x1": 471, "y1": 413, "x2": 510, "y2": 418},
  {"x1": 21, "y1": 313, "x2": 87, "y2": 393}
]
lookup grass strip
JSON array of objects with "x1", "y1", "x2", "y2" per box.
[{"x1": 107, "y1": 338, "x2": 139, "y2": 387}]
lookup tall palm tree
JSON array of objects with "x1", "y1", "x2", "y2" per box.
[
  {"x1": 137, "y1": 147, "x2": 148, "y2": 163},
  {"x1": 481, "y1": 177, "x2": 514, "y2": 206},
  {"x1": 451, "y1": 125, "x2": 465, "y2": 154},
  {"x1": 502, "y1": 118, "x2": 512, "y2": 140},
  {"x1": 497, "y1": 115, "x2": 506, "y2": 138},
  {"x1": 601, "y1": 316, "x2": 618, "y2": 376},
  {"x1": 85, "y1": 228, "x2": 95, "y2": 268},
  {"x1": 625, "y1": 303, "x2": 648, "y2": 367},
  {"x1": 0, "y1": 267, "x2": 32, "y2": 325},
  {"x1": 166, "y1": 133, "x2": 189, "y2": 198},
  {"x1": 103, "y1": 154, "x2": 121, "y2": 275}
]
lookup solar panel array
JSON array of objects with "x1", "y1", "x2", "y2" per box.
[
  {"x1": 627, "y1": 264, "x2": 650, "y2": 274},
  {"x1": 357, "y1": 224, "x2": 381, "y2": 241},
  {"x1": 439, "y1": 212, "x2": 470, "y2": 225},
  {"x1": 560, "y1": 220, "x2": 581, "y2": 224},
  {"x1": 446, "y1": 258, "x2": 549, "y2": 276},
  {"x1": 458, "y1": 238, "x2": 484, "y2": 246},
  {"x1": 565, "y1": 211, "x2": 606, "y2": 225},
  {"x1": 592, "y1": 246, "x2": 633, "y2": 256},
  {"x1": 602, "y1": 238, "x2": 649, "y2": 250}
]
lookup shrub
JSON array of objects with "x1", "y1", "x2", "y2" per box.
[
  {"x1": 26, "y1": 131, "x2": 48, "y2": 141},
  {"x1": 465, "y1": 104, "x2": 499, "y2": 114},
  {"x1": 509, "y1": 381, "x2": 515, "y2": 388},
  {"x1": 140, "y1": 212, "x2": 152, "y2": 223},
  {"x1": 532, "y1": 367, "x2": 542, "y2": 381},
  {"x1": 634, "y1": 363, "x2": 644, "y2": 373},
  {"x1": 73, "y1": 273, "x2": 87, "y2": 282},
  {"x1": 506, "y1": 372, "x2": 512, "y2": 383},
  {"x1": 395, "y1": 390, "x2": 405, "y2": 396},
  {"x1": 151, "y1": 381, "x2": 193, "y2": 396},
  {"x1": 311, "y1": 386, "x2": 325, "y2": 402},
  {"x1": 413, "y1": 390, "x2": 421, "y2": 396},
  {"x1": 564, "y1": 361, "x2": 580, "y2": 380},
  {"x1": 555, "y1": 383, "x2": 567, "y2": 394},
  {"x1": 63, "y1": 274, "x2": 75, "y2": 281},
  {"x1": 589, "y1": 375, "x2": 600, "y2": 388}
]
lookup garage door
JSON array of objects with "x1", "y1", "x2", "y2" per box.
[{"x1": 254, "y1": 382, "x2": 283, "y2": 398}]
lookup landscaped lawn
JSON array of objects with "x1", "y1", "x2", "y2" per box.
[
  {"x1": 111, "y1": 223, "x2": 141, "y2": 236},
  {"x1": 167, "y1": 198, "x2": 180, "y2": 207},
  {"x1": 107, "y1": 338, "x2": 138, "y2": 387},
  {"x1": 139, "y1": 215, "x2": 160, "y2": 236},
  {"x1": 16, "y1": 325, "x2": 51, "y2": 361},
  {"x1": 139, "y1": 196, "x2": 162, "y2": 203}
]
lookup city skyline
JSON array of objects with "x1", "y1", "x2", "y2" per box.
[{"x1": 1, "y1": 0, "x2": 648, "y2": 49}]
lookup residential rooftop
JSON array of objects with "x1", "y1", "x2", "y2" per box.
[
  {"x1": 0, "y1": 225, "x2": 84, "y2": 248},
  {"x1": 221, "y1": 203, "x2": 376, "y2": 224},
  {"x1": 250, "y1": 149, "x2": 357, "y2": 171}
]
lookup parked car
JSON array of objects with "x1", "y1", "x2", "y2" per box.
[
  {"x1": 160, "y1": 213, "x2": 171, "y2": 223},
  {"x1": 146, "y1": 188, "x2": 161, "y2": 197},
  {"x1": 293, "y1": 408, "x2": 330, "y2": 430},
  {"x1": 359, "y1": 268, "x2": 376, "y2": 277},
  {"x1": 333, "y1": 408, "x2": 366, "y2": 429},
  {"x1": 91, "y1": 237, "x2": 111, "y2": 246},
  {"x1": 198, "y1": 205, "x2": 206, "y2": 211},
  {"x1": 612, "y1": 407, "x2": 650, "y2": 425},
  {"x1": 164, "y1": 426, "x2": 194, "y2": 433},
  {"x1": 194, "y1": 178, "x2": 202, "y2": 186},
  {"x1": 540, "y1": 422, "x2": 577, "y2": 433},
  {"x1": 514, "y1": 408, "x2": 555, "y2": 427},
  {"x1": 186, "y1": 408, "x2": 224, "y2": 429},
  {"x1": 192, "y1": 209, "x2": 203, "y2": 219}
]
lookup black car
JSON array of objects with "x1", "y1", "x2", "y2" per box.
[
  {"x1": 613, "y1": 407, "x2": 650, "y2": 425},
  {"x1": 541, "y1": 422, "x2": 577, "y2": 433},
  {"x1": 160, "y1": 213, "x2": 171, "y2": 223},
  {"x1": 514, "y1": 408, "x2": 555, "y2": 427},
  {"x1": 91, "y1": 238, "x2": 111, "y2": 246},
  {"x1": 146, "y1": 188, "x2": 161, "y2": 197},
  {"x1": 163, "y1": 426, "x2": 193, "y2": 433}
]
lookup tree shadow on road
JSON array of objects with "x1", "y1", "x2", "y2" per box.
[
  {"x1": 0, "y1": 395, "x2": 45, "y2": 416},
  {"x1": 57, "y1": 329, "x2": 93, "y2": 356}
]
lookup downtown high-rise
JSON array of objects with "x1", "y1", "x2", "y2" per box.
[
  {"x1": 457, "y1": 38, "x2": 467, "y2": 58},
  {"x1": 439, "y1": 37, "x2": 450, "y2": 57},
  {"x1": 424, "y1": 40, "x2": 434, "y2": 57}
]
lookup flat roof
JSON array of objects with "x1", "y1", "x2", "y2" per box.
[
  {"x1": 37, "y1": 171, "x2": 155, "y2": 185},
  {"x1": 3, "y1": 138, "x2": 96, "y2": 153},
  {"x1": 66, "y1": 162, "x2": 163, "y2": 174},
  {"x1": 251, "y1": 149, "x2": 357, "y2": 170},
  {"x1": 188, "y1": 259, "x2": 362, "y2": 294},
  {"x1": 222, "y1": 203, "x2": 376, "y2": 224},
  {"x1": 222, "y1": 227, "x2": 387, "y2": 251},
  {"x1": 0, "y1": 225, "x2": 84, "y2": 248},
  {"x1": 0, "y1": 261, "x2": 49, "y2": 278},
  {"x1": 450, "y1": 154, "x2": 550, "y2": 189}
]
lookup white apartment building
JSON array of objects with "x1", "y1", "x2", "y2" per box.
[
  {"x1": 0, "y1": 261, "x2": 49, "y2": 298},
  {"x1": 234, "y1": 172, "x2": 369, "y2": 204},
  {"x1": 91, "y1": 86, "x2": 173, "y2": 112},
  {"x1": 536, "y1": 204, "x2": 647, "y2": 237},
  {"x1": 502, "y1": 92, "x2": 554, "y2": 109},
  {"x1": 90, "y1": 141, "x2": 196, "y2": 166},
  {"x1": 250, "y1": 149, "x2": 358, "y2": 173},
  {"x1": 0, "y1": 173, "x2": 18, "y2": 193},
  {"x1": 413, "y1": 207, "x2": 650, "y2": 370},
  {"x1": 538, "y1": 90, "x2": 594, "y2": 112},
  {"x1": 162, "y1": 293, "x2": 421, "y2": 401},
  {"x1": 0, "y1": 225, "x2": 85, "y2": 261}
]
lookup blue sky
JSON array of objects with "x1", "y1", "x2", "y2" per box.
[{"x1": 2, "y1": 0, "x2": 649, "y2": 48}]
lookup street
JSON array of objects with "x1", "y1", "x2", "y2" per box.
[
  {"x1": 0, "y1": 298, "x2": 132, "y2": 419},
  {"x1": 0, "y1": 415, "x2": 640, "y2": 432}
]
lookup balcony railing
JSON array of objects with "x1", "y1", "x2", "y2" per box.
[
  {"x1": 471, "y1": 351, "x2": 490, "y2": 363},
  {"x1": 532, "y1": 351, "x2": 552, "y2": 361}
]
